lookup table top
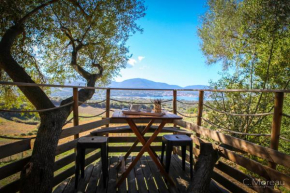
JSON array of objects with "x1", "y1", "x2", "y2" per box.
[{"x1": 111, "y1": 110, "x2": 182, "y2": 120}]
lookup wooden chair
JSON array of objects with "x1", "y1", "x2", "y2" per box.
[
  {"x1": 161, "y1": 134, "x2": 193, "y2": 178},
  {"x1": 75, "y1": 136, "x2": 108, "y2": 189}
]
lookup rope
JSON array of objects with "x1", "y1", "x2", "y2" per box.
[
  {"x1": 0, "y1": 101, "x2": 74, "y2": 113},
  {"x1": 110, "y1": 98, "x2": 152, "y2": 104},
  {"x1": 201, "y1": 117, "x2": 271, "y2": 137},
  {"x1": 0, "y1": 135, "x2": 36, "y2": 140},
  {"x1": 177, "y1": 111, "x2": 198, "y2": 118},
  {"x1": 110, "y1": 98, "x2": 172, "y2": 104},
  {"x1": 63, "y1": 117, "x2": 73, "y2": 126},
  {"x1": 79, "y1": 111, "x2": 106, "y2": 118},
  {"x1": 78, "y1": 99, "x2": 106, "y2": 105},
  {"x1": 177, "y1": 100, "x2": 198, "y2": 105},
  {"x1": 282, "y1": 113, "x2": 290, "y2": 119},
  {"x1": 280, "y1": 136, "x2": 290, "y2": 142},
  {"x1": 203, "y1": 104, "x2": 274, "y2": 117}
]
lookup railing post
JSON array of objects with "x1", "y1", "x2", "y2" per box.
[
  {"x1": 106, "y1": 88, "x2": 111, "y2": 127},
  {"x1": 73, "y1": 88, "x2": 79, "y2": 139},
  {"x1": 269, "y1": 92, "x2": 284, "y2": 169},
  {"x1": 173, "y1": 90, "x2": 177, "y2": 128},
  {"x1": 173, "y1": 90, "x2": 177, "y2": 114},
  {"x1": 196, "y1": 91, "x2": 204, "y2": 137}
]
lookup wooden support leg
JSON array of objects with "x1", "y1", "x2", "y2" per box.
[
  {"x1": 117, "y1": 120, "x2": 155, "y2": 169},
  {"x1": 116, "y1": 120, "x2": 175, "y2": 187},
  {"x1": 161, "y1": 141, "x2": 165, "y2": 165},
  {"x1": 165, "y1": 142, "x2": 173, "y2": 174},
  {"x1": 101, "y1": 143, "x2": 108, "y2": 188},
  {"x1": 182, "y1": 145, "x2": 186, "y2": 171}
]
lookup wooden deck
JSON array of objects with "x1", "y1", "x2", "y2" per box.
[{"x1": 53, "y1": 154, "x2": 194, "y2": 193}]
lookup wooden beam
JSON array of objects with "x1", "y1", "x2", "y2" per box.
[
  {"x1": 173, "y1": 90, "x2": 177, "y2": 114},
  {"x1": 174, "y1": 120, "x2": 290, "y2": 169},
  {"x1": 269, "y1": 92, "x2": 284, "y2": 169},
  {"x1": 73, "y1": 87, "x2": 79, "y2": 139},
  {"x1": 196, "y1": 91, "x2": 204, "y2": 137},
  {"x1": 0, "y1": 139, "x2": 31, "y2": 159},
  {"x1": 106, "y1": 89, "x2": 110, "y2": 127},
  {"x1": 60, "y1": 119, "x2": 109, "y2": 139}
]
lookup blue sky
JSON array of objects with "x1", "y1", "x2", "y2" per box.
[{"x1": 114, "y1": 0, "x2": 224, "y2": 87}]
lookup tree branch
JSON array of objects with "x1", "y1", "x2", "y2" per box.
[{"x1": 18, "y1": 0, "x2": 59, "y2": 25}]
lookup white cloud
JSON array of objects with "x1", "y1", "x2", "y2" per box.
[
  {"x1": 138, "y1": 56, "x2": 145, "y2": 61},
  {"x1": 128, "y1": 58, "x2": 137, "y2": 66}
]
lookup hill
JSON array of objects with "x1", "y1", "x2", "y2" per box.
[{"x1": 109, "y1": 78, "x2": 207, "y2": 89}]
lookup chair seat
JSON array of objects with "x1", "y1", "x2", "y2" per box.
[
  {"x1": 78, "y1": 136, "x2": 108, "y2": 143},
  {"x1": 162, "y1": 134, "x2": 192, "y2": 142},
  {"x1": 77, "y1": 136, "x2": 108, "y2": 149}
]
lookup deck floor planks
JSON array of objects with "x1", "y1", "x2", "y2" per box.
[
  {"x1": 54, "y1": 155, "x2": 196, "y2": 193},
  {"x1": 140, "y1": 156, "x2": 158, "y2": 193},
  {"x1": 107, "y1": 156, "x2": 118, "y2": 193},
  {"x1": 117, "y1": 156, "x2": 127, "y2": 193},
  {"x1": 145, "y1": 156, "x2": 170, "y2": 193},
  {"x1": 133, "y1": 156, "x2": 147, "y2": 193},
  {"x1": 86, "y1": 161, "x2": 101, "y2": 193},
  {"x1": 126, "y1": 156, "x2": 137, "y2": 193}
]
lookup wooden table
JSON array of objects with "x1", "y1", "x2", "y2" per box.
[{"x1": 111, "y1": 110, "x2": 182, "y2": 187}]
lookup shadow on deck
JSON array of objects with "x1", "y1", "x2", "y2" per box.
[{"x1": 53, "y1": 154, "x2": 227, "y2": 193}]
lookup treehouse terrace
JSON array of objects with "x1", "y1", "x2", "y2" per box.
[{"x1": 0, "y1": 82, "x2": 290, "y2": 193}]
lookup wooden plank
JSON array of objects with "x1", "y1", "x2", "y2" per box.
[
  {"x1": 140, "y1": 156, "x2": 158, "y2": 193},
  {"x1": 146, "y1": 156, "x2": 170, "y2": 193},
  {"x1": 175, "y1": 120, "x2": 290, "y2": 168},
  {"x1": 217, "y1": 145, "x2": 290, "y2": 189},
  {"x1": 169, "y1": 154, "x2": 189, "y2": 192},
  {"x1": 117, "y1": 156, "x2": 127, "y2": 193},
  {"x1": 212, "y1": 168, "x2": 247, "y2": 193},
  {"x1": 175, "y1": 149, "x2": 246, "y2": 193},
  {"x1": 126, "y1": 157, "x2": 137, "y2": 193},
  {"x1": 107, "y1": 156, "x2": 118, "y2": 193},
  {"x1": 109, "y1": 136, "x2": 162, "y2": 143},
  {"x1": 108, "y1": 146, "x2": 162, "y2": 152},
  {"x1": 52, "y1": 178, "x2": 71, "y2": 193},
  {"x1": 60, "y1": 118, "x2": 110, "y2": 139},
  {"x1": 0, "y1": 139, "x2": 31, "y2": 159},
  {"x1": 215, "y1": 161, "x2": 279, "y2": 193},
  {"x1": 92, "y1": 126, "x2": 191, "y2": 136},
  {"x1": 73, "y1": 87, "x2": 79, "y2": 139},
  {"x1": 76, "y1": 164, "x2": 94, "y2": 192},
  {"x1": 53, "y1": 151, "x2": 101, "y2": 188},
  {"x1": 0, "y1": 178, "x2": 20, "y2": 193},
  {"x1": 106, "y1": 89, "x2": 110, "y2": 127},
  {"x1": 188, "y1": 135, "x2": 290, "y2": 191},
  {"x1": 86, "y1": 162, "x2": 101, "y2": 193},
  {"x1": 133, "y1": 156, "x2": 147, "y2": 193},
  {"x1": 0, "y1": 157, "x2": 30, "y2": 180},
  {"x1": 55, "y1": 139, "x2": 78, "y2": 155},
  {"x1": 173, "y1": 90, "x2": 177, "y2": 114},
  {"x1": 109, "y1": 118, "x2": 162, "y2": 123}
]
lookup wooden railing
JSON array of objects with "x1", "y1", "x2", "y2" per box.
[{"x1": 0, "y1": 82, "x2": 289, "y2": 193}]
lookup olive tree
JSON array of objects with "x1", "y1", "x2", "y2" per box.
[{"x1": 0, "y1": 0, "x2": 145, "y2": 192}]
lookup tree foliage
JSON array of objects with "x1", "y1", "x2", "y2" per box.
[
  {"x1": 0, "y1": 0, "x2": 145, "y2": 108},
  {"x1": 199, "y1": 0, "x2": 290, "y2": 154}
]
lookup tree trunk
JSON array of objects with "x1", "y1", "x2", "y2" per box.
[
  {"x1": 187, "y1": 143, "x2": 219, "y2": 193},
  {"x1": 20, "y1": 108, "x2": 70, "y2": 193}
]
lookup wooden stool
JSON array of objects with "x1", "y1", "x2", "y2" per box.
[
  {"x1": 75, "y1": 136, "x2": 108, "y2": 189},
  {"x1": 161, "y1": 134, "x2": 193, "y2": 178}
]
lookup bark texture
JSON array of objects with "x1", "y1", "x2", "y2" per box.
[{"x1": 187, "y1": 143, "x2": 219, "y2": 193}]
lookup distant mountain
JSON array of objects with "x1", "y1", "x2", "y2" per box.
[
  {"x1": 109, "y1": 78, "x2": 207, "y2": 89},
  {"x1": 183, "y1": 85, "x2": 209, "y2": 89}
]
